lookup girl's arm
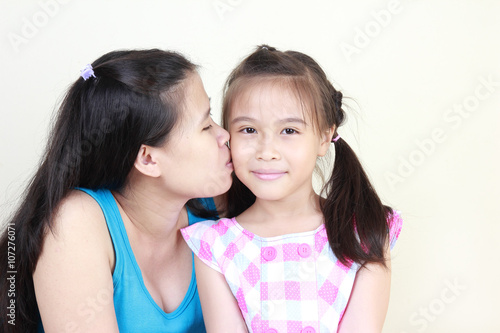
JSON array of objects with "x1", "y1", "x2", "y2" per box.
[
  {"x1": 33, "y1": 191, "x2": 119, "y2": 333},
  {"x1": 194, "y1": 256, "x2": 248, "y2": 333},
  {"x1": 337, "y1": 245, "x2": 392, "y2": 333}
]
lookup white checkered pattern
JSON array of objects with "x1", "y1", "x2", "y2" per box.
[{"x1": 181, "y1": 211, "x2": 402, "y2": 333}]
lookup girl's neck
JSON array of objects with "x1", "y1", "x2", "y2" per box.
[{"x1": 237, "y1": 189, "x2": 324, "y2": 237}]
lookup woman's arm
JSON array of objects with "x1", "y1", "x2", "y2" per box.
[
  {"x1": 337, "y1": 245, "x2": 392, "y2": 333},
  {"x1": 194, "y1": 256, "x2": 248, "y2": 333},
  {"x1": 33, "y1": 191, "x2": 119, "y2": 333}
]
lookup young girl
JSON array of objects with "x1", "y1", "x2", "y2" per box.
[{"x1": 181, "y1": 45, "x2": 402, "y2": 333}]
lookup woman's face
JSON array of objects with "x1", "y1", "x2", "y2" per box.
[{"x1": 159, "y1": 72, "x2": 233, "y2": 199}]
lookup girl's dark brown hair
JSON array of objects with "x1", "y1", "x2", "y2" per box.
[{"x1": 222, "y1": 44, "x2": 393, "y2": 268}]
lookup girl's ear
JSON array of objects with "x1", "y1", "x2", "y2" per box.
[
  {"x1": 318, "y1": 126, "x2": 335, "y2": 157},
  {"x1": 133, "y1": 145, "x2": 162, "y2": 177}
]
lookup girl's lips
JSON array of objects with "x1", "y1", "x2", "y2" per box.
[{"x1": 252, "y1": 171, "x2": 286, "y2": 180}]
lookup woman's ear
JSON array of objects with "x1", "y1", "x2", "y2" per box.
[
  {"x1": 318, "y1": 126, "x2": 335, "y2": 157},
  {"x1": 133, "y1": 145, "x2": 162, "y2": 177}
]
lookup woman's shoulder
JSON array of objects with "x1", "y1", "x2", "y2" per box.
[
  {"x1": 43, "y1": 189, "x2": 114, "y2": 264},
  {"x1": 52, "y1": 190, "x2": 106, "y2": 230},
  {"x1": 34, "y1": 189, "x2": 117, "y2": 331}
]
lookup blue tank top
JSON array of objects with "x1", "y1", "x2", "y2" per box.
[{"x1": 38, "y1": 188, "x2": 216, "y2": 332}]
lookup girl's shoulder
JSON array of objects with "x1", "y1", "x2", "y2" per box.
[
  {"x1": 181, "y1": 218, "x2": 250, "y2": 274},
  {"x1": 181, "y1": 217, "x2": 246, "y2": 246}
]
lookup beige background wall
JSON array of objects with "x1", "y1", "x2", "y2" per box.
[{"x1": 1, "y1": 1, "x2": 498, "y2": 332}]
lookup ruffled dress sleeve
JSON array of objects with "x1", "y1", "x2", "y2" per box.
[
  {"x1": 181, "y1": 219, "x2": 230, "y2": 274},
  {"x1": 388, "y1": 210, "x2": 403, "y2": 250}
]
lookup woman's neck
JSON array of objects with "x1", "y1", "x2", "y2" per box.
[{"x1": 113, "y1": 182, "x2": 188, "y2": 246}]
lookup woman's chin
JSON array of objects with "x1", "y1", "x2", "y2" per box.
[{"x1": 198, "y1": 174, "x2": 233, "y2": 198}]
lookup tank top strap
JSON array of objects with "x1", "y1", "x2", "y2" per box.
[{"x1": 75, "y1": 188, "x2": 126, "y2": 283}]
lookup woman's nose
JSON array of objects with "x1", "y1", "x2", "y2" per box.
[{"x1": 216, "y1": 124, "x2": 230, "y2": 147}]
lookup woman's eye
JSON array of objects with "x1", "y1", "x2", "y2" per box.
[
  {"x1": 203, "y1": 124, "x2": 213, "y2": 131},
  {"x1": 282, "y1": 128, "x2": 297, "y2": 134}
]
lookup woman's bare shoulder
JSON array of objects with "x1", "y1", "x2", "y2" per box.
[
  {"x1": 40, "y1": 189, "x2": 114, "y2": 267},
  {"x1": 34, "y1": 189, "x2": 118, "y2": 331},
  {"x1": 51, "y1": 190, "x2": 107, "y2": 234}
]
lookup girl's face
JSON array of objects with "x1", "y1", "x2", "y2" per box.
[
  {"x1": 228, "y1": 80, "x2": 331, "y2": 202},
  {"x1": 158, "y1": 73, "x2": 233, "y2": 199}
]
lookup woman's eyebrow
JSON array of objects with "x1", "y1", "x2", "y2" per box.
[{"x1": 198, "y1": 107, "x2": 212, "y2": 125}]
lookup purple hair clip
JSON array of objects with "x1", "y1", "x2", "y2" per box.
[
  {"x1": 80, "y1": 64, "x2": 96, "y2": 81},
  {"x1": 332, "y1": 134, "x2": 341, "y2": 143}
]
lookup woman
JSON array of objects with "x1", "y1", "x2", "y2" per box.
[{"x1": 0, "y1": 49, "x2": 233, "y2": 332}]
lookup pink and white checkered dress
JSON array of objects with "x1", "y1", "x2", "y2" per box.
[{"x1": 181, "y1": 211, "x2": 402, "y2": 333}]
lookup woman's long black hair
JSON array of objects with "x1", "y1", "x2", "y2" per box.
[
  {"x1": 222, "y1": 45, "x2": 394, "y2": 268},
  {"x1": 0, "y1": 49, "x2": 214, "y2": 332}
]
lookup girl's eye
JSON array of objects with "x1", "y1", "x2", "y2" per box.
[
  {"x1": 242, "y1": 127, "x2": 256, "y2": 134},
  {"x1": 282, "y1": 128, "x2": 297, "y2": 135}
]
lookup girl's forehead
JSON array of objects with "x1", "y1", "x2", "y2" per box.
[
  {"x1": 230, "y1": 79, "x2": 310, "y2": 119},
  {"x1": 225, "y1": 75, "x2": 325, "y2": 132}
]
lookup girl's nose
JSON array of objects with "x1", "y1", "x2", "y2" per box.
[{"x1": 256, "y1": 134, "x2": 280, "y2": 161}]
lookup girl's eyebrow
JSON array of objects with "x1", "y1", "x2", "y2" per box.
[
  {"x1": 277, "y1": 117, "x2": 307, "y2": 125},
  {"x1": 231, "y1": 116, "x2": 306, "y2": 125},
  {"x1": 231, "y1": 116, "x2": 255, "y2": 124}
]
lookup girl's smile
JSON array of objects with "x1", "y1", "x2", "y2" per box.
[{"x1": 251, "y1": 169, "x2": 287, "y2": 181}]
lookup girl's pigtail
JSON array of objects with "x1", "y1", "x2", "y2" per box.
[{"x1": 321, "y1": 92, "x2": 392, "y2": 268}]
